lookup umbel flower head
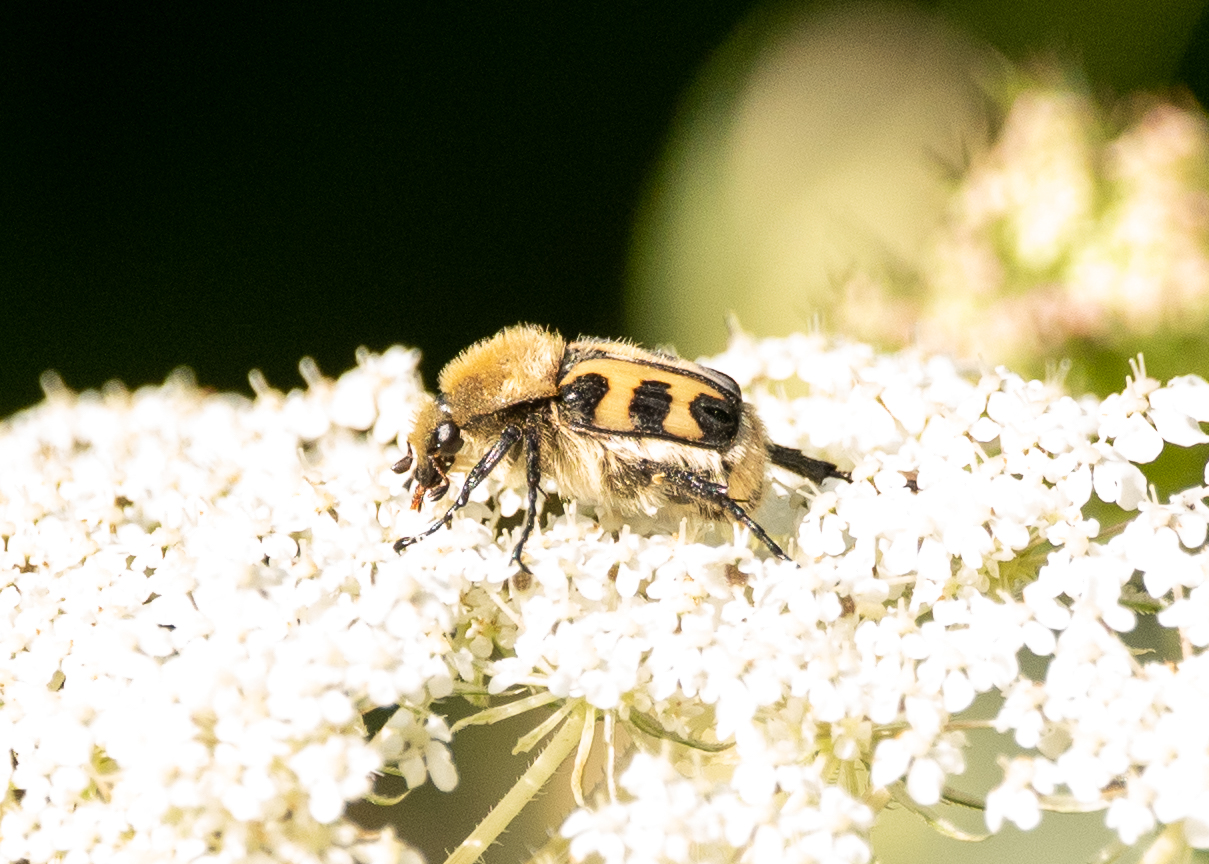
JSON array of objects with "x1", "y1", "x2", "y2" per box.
[{"x1": 1, "y1": 332, "x2": 1208, "y2": 863}]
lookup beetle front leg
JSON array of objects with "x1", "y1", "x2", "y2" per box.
[{"x1": 395, "y1": 424, "x2": 523, "y2": 553}]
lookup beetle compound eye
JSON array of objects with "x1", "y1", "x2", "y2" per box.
[{"x1": 429, "y1": 420, "x2": 463, "y2": 458}]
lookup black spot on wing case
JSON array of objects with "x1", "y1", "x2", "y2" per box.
[
  {"x1": 559, "y1": 371, "x2": 609, "y2": 426},
  {"x1": 629, "y1": 380, "x2": 673, "y2": 433},
  {"x1": 689, "y1": 391, "x2": 739, "y2": 444}
]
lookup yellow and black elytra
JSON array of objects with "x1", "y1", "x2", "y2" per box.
[
  {"x1": 558, "y1": 346, "x2": 742, "y2": 446},
  {"x1": 393, "y1": 325, "x2": 850, "y2": 568}
]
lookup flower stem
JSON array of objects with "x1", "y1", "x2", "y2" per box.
[{"x1": 443, "y1": 704, "x2": 586, "y2": 864}]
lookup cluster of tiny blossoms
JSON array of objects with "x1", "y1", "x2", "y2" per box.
[
  {"x1": 3, "y1": 332, "x2": 1209, "y2": 863},
  {"x1": 0, "y1": 349, "x2": 446, "y2": 863}
]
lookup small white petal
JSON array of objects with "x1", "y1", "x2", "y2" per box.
[
  {"x1": 943, "y1": 671, "x2": 975, "y2": 713},
  {"x1": 1149, "y1": 408, "x2": 1209, "y2": 446},
  {"x1": 1150, "y1": 375, "x2": 1209, "y2": 423},
  {"x1": 1093, "y1": 460, "x2": 1148, "y2": 509},
  {"x1": 871, "y1": 738, "x2": 910, "y2": 787},
  {"x1": 907, "y1": 758, "x2": 944, "y2": 805},
  {"x1": 1110, "y1": 414, "x2": 1163, "y2": 463}
]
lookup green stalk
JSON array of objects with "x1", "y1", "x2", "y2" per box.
[{"x1": 443, "y1": 704, "x2": 586, "y2": 864}]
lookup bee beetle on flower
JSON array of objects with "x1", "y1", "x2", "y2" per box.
[{"x1": 393, "y1": 324, "x2": 850, "y2": 567}]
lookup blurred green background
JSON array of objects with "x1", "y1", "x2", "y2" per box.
[{"x1": 6, "y1": 3, "x2": 1209, "y2": 863}]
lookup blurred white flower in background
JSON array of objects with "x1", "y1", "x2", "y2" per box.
[{"x1": 920, "y1": 89, "x2": 1209, "y2": 366}]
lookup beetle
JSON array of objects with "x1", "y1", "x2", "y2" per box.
[{"x1": 394, "y1": 325, "x2": 849, "y2": 568}]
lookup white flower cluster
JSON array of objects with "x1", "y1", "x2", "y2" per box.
[
  {"x1": 2, "y1": 332, "x2": 1208, "y2": 863},
  {"x1": 546, "y1": 332, "x2": 1209, "y2": 862},
  {"x1": 0, "y1": 350, "x2": 444, "y2": 863},
  {"x1": 561, "y1": 753, "x2": 872, "y2": 864}
]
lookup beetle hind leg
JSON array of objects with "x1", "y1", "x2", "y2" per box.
[{"x1": 638, "y1": 460, "x2": 791, "y2": 561}]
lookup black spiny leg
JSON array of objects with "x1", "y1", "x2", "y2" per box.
[
  {"x1": 766, "y1": 443, "x2": 851, "y2": 484},
  {"x1": 509, "y1": 416, "x2": 543, "y2": 571},
  {"x1": 395, "y1": 424, "x2": 523, "y2": 553},
  {"x1": 640, "y1": 461, "x2": 791, "y2": 562}
]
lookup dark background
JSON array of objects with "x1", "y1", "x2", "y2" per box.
[
  {"x1": 1, "y1": 4, "x2": 754, "y2": 415},
  {"x1": 3, "y1": 2, "x2": 1209, "y2": 418}
]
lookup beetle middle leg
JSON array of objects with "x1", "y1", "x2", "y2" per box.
[{"x1": 507, "y1": 414, "x2": 543, "y2": 571}]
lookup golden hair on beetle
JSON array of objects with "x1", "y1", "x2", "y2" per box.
[{"x1": 394, "y1": 324, "x2": 849, "y2": 568}]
